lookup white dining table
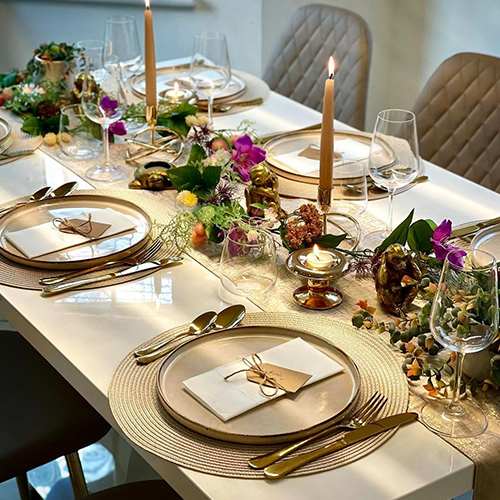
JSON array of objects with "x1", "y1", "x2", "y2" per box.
[{"x1": 3, "y1": 63, "x2": 497, "y2": 500}]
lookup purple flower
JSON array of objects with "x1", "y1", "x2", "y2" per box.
[
  {"x1": 231, "y1": 134, "x2": 266, "y2": 181},
  {"x1": 109, "y1": 121, "x2": 127, "y2": 136},
  {"x1": 431, "y1": 219, "x2": 466, "y2": 267},
  {"x1": 100, "y1": 95, "x2": 119, "y2": 117}
]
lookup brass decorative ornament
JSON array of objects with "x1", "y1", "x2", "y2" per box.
[
  {"x1": 245, "y1": 164, "x2": 286, "y2": 217},
  {"x1": 129, "y1": 161, "x2": 174, "y2": 191},
  {"x1": 374, "y1": 243, "x2": 422, "y2": 314}
]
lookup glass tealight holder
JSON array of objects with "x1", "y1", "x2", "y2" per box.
[
  {"x1": 331, "y1": 160, "x2": 368, "y2": 216},
  {"x1": 158, "y1": 83, "x2": 197, "y2": 106},
  {"x1": 285, "y1": 247, "x2": 349, "y2": 310}
]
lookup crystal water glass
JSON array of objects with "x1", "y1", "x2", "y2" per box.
[
  {"x1": 75, "y1": 39, "x2": 109, "y2": 83},
  {"x1": 104, "y1": 15, "x2": 142, "y2": 80},
  {"x1": 363, "y1": 109, "x2": 419, "y2": 249},
  {"x1": 59, "y1": 104, "x2": 100, "y2": 160},
  {"x1": 81, "y1": 56, "x2": 127, "y2": 182},
  {"x1": 220, "y1": 227, "x2": 277, "y2": 297},
  {"x1": 190, "y1": 31, "x2": 231, "y2": 124},
  {"x1": 421, "y1": 249, "x2": 499, "y2": 437}
]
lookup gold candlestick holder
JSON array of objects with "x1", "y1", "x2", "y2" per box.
[
  {"x1": 286, "y1": 248, "x2": 349, "y2": 310},
  {"x1": 126, "y1": 105, "x2": 185, "y2": 165}
]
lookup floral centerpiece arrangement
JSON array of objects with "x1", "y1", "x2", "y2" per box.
[{"x1": 0, "y1": 41, "x2": 198, "y2": 144}]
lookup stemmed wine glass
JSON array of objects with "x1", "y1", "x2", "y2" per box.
[
  {"x1": 189, "y1": 31, "x2": 231, "y2": 124},
  {"x1": 421, "y1": 249, "x2": 499, "y2": 437},
  {"x1": 81, "y1": 56, "x2": 128, "y2": 182},
  {"x1": 363, "y1": 109, "x2": 420, "y2": 249},
  {"x1": 104, "y1": 15, "x2": 142, "y2": 80}
]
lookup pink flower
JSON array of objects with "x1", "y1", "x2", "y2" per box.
[
  {"x1": 109, "y1": 121, "x2": 127, "y2": 136},
  {"x1": 231, "y1": 134, "x2": 266, "y2": 181},
  {"x1": 430, "y1": 219, "x2": 466, "y2": 267}
]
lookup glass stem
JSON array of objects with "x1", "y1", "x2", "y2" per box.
[
  {"x1": 447, "y1": 352, "x2": 465, "y2": 415},
  {"x1": 386, "y1": 189, "x2": 395, "y2": 233},
  {"x1": 208, "y1": 95, "x2": 214, "y2": 124},
  {"x1": 102, "y1": 125, "x2": 110, "y2": 171}
]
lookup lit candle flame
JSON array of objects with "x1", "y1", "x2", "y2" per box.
[
  {"x1": 145, "y1": 0, "x2": 150, "y2": 9},
  {"x1": 174, "y1": 81, "x2": 179, "y2": 93},
  {"x1": 313, "y1": 244, "x2": 321, "y2": 260},
  {"x1": 328, "y1": 57, "x2": 335, "y2": 79}
]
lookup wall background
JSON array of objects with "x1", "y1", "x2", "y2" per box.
[{"x1": 1, "y1": 0, "x2": 500, "y2": 129}]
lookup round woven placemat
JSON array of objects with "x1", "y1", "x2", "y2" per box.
[
  {"x1": 109, "y1": 312, "x2": 409, "y2": 478},
  {"x1": 0, "y1": 189, "x2": 175, "y2": 291}
]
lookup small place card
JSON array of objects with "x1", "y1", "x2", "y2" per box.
[
  {"x1": 246, "y1": 363, "x2": 312, "y2": 393},
  {"x1": 298, "y1": 146, "x2": 342, "y2": 161},
  {"x1": 56, "y1": 217, "x2": 111, "y2": 239}
]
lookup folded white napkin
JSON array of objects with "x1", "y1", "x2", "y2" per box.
[
  {"x1": 274, "y1": 138, "x2": 371, "y2": 175},
  {"x1": 6, "y1": 207, "x2": 136, "y2": 259},
  {"x1": 183, "y1": 337, "x2": 344, "y2": 422}
]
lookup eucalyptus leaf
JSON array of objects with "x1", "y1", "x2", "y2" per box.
[
  {"x1": 408, "y1": 219, "x2": 434, "y2": 254},
  {"x1": 375, "y1": 209, "x2": 414, "y2": 254},
  {"x1": 167, "y1": 165, "x2": 202, "y2": 192}
]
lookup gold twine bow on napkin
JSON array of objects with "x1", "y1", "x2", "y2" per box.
[
  {"x1": 224, "y1": 353, "x2": 288, "y2": 397},
  {"x1": 53, "y1": 213, "x2": 94, "y2": 238}
]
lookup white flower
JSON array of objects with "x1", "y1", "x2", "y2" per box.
[
  {"x1": 261, "y1": 207, "x2": 279, "y2": 229},
  {"x1": 247, "y1": 229, "x2": 258, "y2": 242},
  {"x1": 34, "y1": 85, "x2": 46, "y2": 95},
  {"x1": 202, "y1": 149, "x2": 232, "y2": 168},
  {"x1": 196, "y1": 114, "x2": 209, "y2": 126},
  {"x1": 185, "y1": 115, "x2": 198, "y2": 127},
  {"x1": 22, "y1": 84, "x2": 34, "y2": 94}
]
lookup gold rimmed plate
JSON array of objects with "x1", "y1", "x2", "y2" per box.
[
  {"x1": 0, "y1": 117, "x2": 11, "y2": 143},
  {"x1": 264, "y1": 130, "x2": 387, "y2": 185},
  {"x1": 0, "y1": 194, "x2": 152, "y2": 270},
  {"x1": 157, "y1": 325, "x2": 360, "y2": 444},
  {"x1": 131, "y1": 66, "x2": 247, "y2": 104}
]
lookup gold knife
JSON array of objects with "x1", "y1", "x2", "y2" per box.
[
  {"x1": 452, "y1": 216, "x2": 500, "y2": 238},
  {"x1": 263, "y1": 412, "x2": 418, "y2": 479}
]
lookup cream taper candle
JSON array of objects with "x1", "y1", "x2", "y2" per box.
[
  {"x1": 319, "y1": 57, "x2": 335, "y2": 193},
  {"x1": 144, "y1": 0, "x2": 157, "y2": 108}
]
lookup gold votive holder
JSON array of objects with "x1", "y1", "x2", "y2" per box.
[{"x1": 285, "y1": 247, "x2": 349, "y2": 310}]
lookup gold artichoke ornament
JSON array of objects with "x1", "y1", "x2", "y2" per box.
[{"x1": 374, "y1": 243, "x2": 422, "y2": 314}]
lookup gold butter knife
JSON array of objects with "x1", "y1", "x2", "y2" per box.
[
  {"x1": 263, "y1": 412, "x2": 418, "y2": 479},
  {"x1": 451, "y1": 216, "x2": 500, "y2": 239}
]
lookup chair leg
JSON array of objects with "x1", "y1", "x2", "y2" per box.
[
  {"x1": 15, "y1": 474, "x2": 43, "y2": 500},
  {"x1": 65, "y1": 452, "x2": 89, "y2": 499}
]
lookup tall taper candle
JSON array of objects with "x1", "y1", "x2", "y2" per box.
[
  {"x1": 319, "y1": 57, "x2": 335, "y2": 194},
  {"x1": 144, "y1": 0, "x2": 157, "y2": 108}
]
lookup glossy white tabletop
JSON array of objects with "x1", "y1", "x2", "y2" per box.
[{"x1": 0, "y1": 85, "x2": 479, "y2": 500}]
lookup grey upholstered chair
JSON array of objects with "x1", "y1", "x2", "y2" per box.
[
  {"x1": 263, "y1": 4, "x2": 372, "y2": 130},
  {"x1": 413, "y1": 52, "x2": 500, "y2": 192}
]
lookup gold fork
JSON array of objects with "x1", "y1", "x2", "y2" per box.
[
  {"x1": 248, "y1": 392, "x2": 388, "y2": 469},
  {"x1": 39, "y1": 237, "x2": 165, "y2": 286}
]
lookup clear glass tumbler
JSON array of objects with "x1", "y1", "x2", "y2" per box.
[
  {"x1": 220, "y1": 226, "x2": 278, "y2": 297},
  {"x1": 59, "y1": 104, "x2": 101, "y2": 160}
]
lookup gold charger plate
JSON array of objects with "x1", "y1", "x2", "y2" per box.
[
  {"x1": 157, "y1": 325, "x2": 360, "y2": 445},
  {"x1": 0, "y1": 117, "x2": 11, "y2": 143},
  {"x1": 0, "y1": 194, "x2": 152, "y2": 270},
  {"x1": 264, "y1": 129, "x2": 388, "y2": 185},
  {"x1": 131, "y1": 65, "x2": 247, "y2": 104}
]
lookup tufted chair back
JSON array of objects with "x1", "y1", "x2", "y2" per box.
[
  {"x1": 414, "y1": 52, "x2": 500, "y2": 192},
  {"x1": 263, "y1": 4, "x2": 372, "y2": 130}
]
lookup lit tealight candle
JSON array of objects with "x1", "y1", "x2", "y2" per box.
[
  {"x1": 306, "y1": 244, "x2": 334, "y2": 270},
  {"x1": 165, "y1": 82, "x2": 186, "y2": 101}
]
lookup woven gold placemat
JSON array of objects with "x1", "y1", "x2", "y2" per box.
[
  {"x1": 0, "y1": 189, "x2": 176, "y2": 291},
  {"x1": 109, "y1": 312, "x2": 408, "y2": 478}
]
